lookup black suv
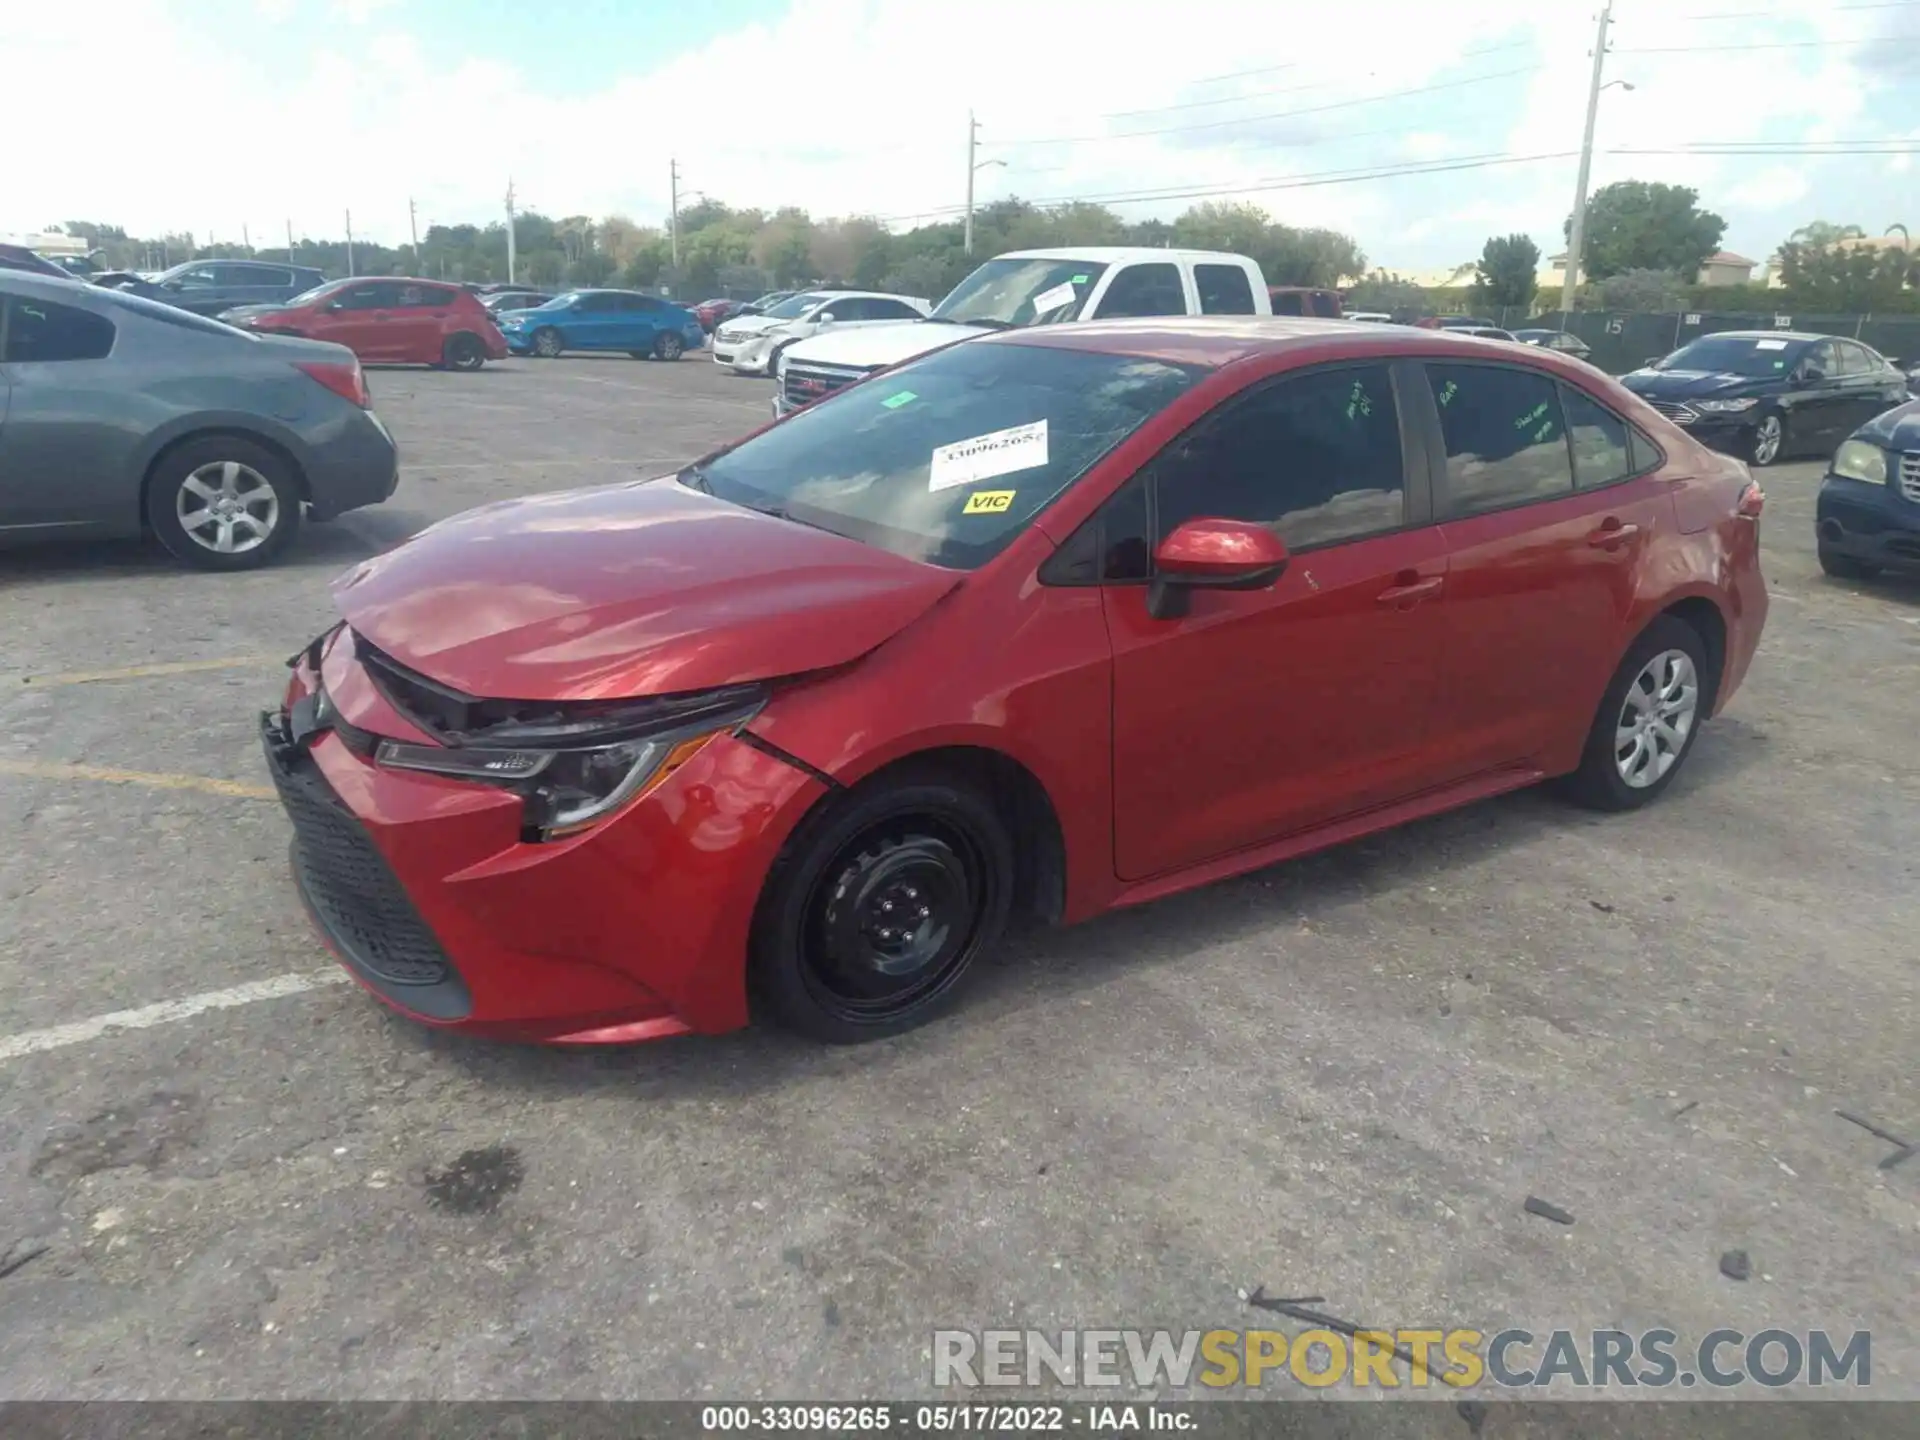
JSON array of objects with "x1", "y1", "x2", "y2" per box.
[
  {"x1": 107, "y1": 259, "x2": 329, "y2": 317},
  {"x1": 1621, "y1": 331, "x2": 1909, "y2": 467}
]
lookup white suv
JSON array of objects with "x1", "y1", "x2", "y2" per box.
[
  {"x1": 771, "y1": 247, "x2": 1271, "y2": 417},
  {"x1": 710, "y1": 290, "x2": 931, "y2": 376}
]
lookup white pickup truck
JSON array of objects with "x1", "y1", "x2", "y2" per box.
[{"x1": 771, "y1": 246, "x2": 1270, "y2": 418}]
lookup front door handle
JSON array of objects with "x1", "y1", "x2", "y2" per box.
[
  {"x1": 1587, "y1": 520, "x2": 1640, "y2": 550},
  {"x1": 1376, "y1": 575, "x2": 1443, "y2": 607}
]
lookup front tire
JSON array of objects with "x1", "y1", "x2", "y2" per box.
[
  {"x1": 531, "y1": 327, "x2": 563, "y2": 359},
  {"x1": 1746, "y1": 411, "x2": 1786, "y2": 466},
  {"x1": 146, "y1": 436, "x2": 303, "y2": 572},
  {"x1": 1559, "y1": 615, "x2": 1711, "y2": 811},
  {"x1": 653, "y1": 330, "x2": 685, "y2": 361},
  {"x1": 443, "y1": 333, "x2": 486, "y2": 371},
  {"x1": 750, "y1": 772, "x2": 1013, "y2": 1043}
]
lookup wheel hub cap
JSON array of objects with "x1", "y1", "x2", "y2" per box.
[
  {"x1": 176, "y1": 461, "x2": 278, "y2": 555},
  {"x1": 1615, "y1": 648, "x2": 1699, "y2": 788}
]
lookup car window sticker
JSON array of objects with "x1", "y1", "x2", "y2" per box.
[{"x1": 929, "y1": 420, "x2": 1049, "y2": 492}]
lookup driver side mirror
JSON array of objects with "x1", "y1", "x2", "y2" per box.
[
  {"x1": 1642, "y1": 355, "x2": 1663, "y2": 369},
  {"x1": 815, "y1": 312, "x2": 836, "y2": 325},
  {"x1": 324, "y1": 299, "x2": 347, "y2": 312},
  {"x1": 1145, "y1": 518, "x2": 1290, "y2": 621}
]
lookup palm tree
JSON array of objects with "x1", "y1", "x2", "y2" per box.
[{"x1": 1789, "y1": 221, "x2": 1866, "y2": 248}]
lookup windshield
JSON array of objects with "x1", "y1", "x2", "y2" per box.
[
  {"x1": 763, "y1": 291, "x2": 828, "y2": 320},
  {"x1": 931, "y1": 259, "x2": 1109, "y2": 327},
  {"x1": 686, "y1": 341, "x2": 1201, "y2": 569},
  {"x1": 1656, "y1": 336, "x2": 1806, "y2": 377}
]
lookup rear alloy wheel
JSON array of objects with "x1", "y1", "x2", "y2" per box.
[
  {"x1": 1747, "y1": 411, "x2": 1786, "y2": 466},
  {"x1": 1560, "y1": 615, "x2": 1710, "y2": 811},
  {"x1": 531, "y1": 327, "x2": 563, "y2": 358},
  {"x1": 751, "y1": 775, "x2": 1012, "y2": 1043},
  {"x1": 146, "y1": 436, "x2": 303, "y2": 571},
  {"x1": 652, "y1": 330, "x2": 685, "y2": 361},
  {"x1": 442, "y1": 332, "x2": 486, "y2": 371}
]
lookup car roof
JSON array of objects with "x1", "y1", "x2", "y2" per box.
[
  {"x1": 987, "y1": 315, "x2": 1583, "y2": 368},
  {"x1": 1690, "y1": 330, "x2": 1825, "y2": 344},
  {"x1": 995, "y1": 246, "x2": 1254, "y2": 265}
]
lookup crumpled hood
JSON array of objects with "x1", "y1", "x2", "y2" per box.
[
  {"x1": 781, "y1": 320, "x2": 987, "y2": 371},
  {"x1": 716, "y1": 315, "x2": 789, "y2": 339},
  {"x1": 1853, "y1": 396, "x2": 1920, "y2": 449},
  {"x1": 331, "y1": 479, "x2": 960, "y2": 702},
  {"x1": 1620, "y1": 369, "x2": 1774, "y2": 401}
]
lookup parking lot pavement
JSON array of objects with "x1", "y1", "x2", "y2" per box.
[{"x1": 1, "y1": 356, "x2": 1915, "y2": 1404}]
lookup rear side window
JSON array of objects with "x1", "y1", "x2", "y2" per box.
[
  {"x1": 1195, "y1": 264, "x2": 1256, "y2": 315},
  {"x1": 1095, "y1": 263, "x2": 1186, "y2": 319},
  {"x1": 1561, "y1": 386, "x2": 1638, "y2": 489},
  {"x1": 1427, "y1": 363, "x2": 1574, "y2": 517},
  {"x1": 335, "y1": 281, "x2": 402, "y2": 310},
  {"x1": 402, "y1": 285, "x2": 458, "y2": 308},
  {"x1": 1272, "y1": 291, "x2": 1305, "y2": 316},
  {"x1": 1154, "y1": 362, "x2": 1406, "y2": 550},
  {"x1": 3, "y1": 295, "x2": 115, "y2": 362}
]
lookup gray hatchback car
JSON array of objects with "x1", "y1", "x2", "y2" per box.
[{"x1": 0, "y1": 273, "x2": 398, "y2": 570}]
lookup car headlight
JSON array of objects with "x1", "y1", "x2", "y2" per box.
[
  {"x1": 372, "y1": 684, "x2": 766, "y2": 840},
  {"x1": 1693, "y1": 397, "x2": 1758, "y2": 413},
  {"x1": 1831, "y1": 439, "x2": 1888, "y2": 485}
]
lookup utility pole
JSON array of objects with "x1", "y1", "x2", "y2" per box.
[
  {"x1": 242, "y1": 223, "x2": 251, "y2": 255},
  {"x1": 345, "y1": 209, "x2": 355, "y2": 276},
  {"x1": 286, "y1": 218, "x2": 295, "y2": 264},
  {"x1": 409, "y1": 196, "x2": 420, "y2": 272},
  {"x1": 505, "y1": 178, "x2": 517, "y2": 284},
  {"x1": 669, "y1": 158, "x2": 681, "y2": 270},
  {"x1": 964, "y1": 111, "x2": 979, "y2": 255},
  {"x1": 1560, "y1": 2, "x2": 1613, "y2": 318}
]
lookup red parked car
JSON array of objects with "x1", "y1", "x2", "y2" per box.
[
  {"x1": 263, "y1": 319, "x2": 1767, "y2": 1046},
  {"x1": 228, "y1": 277, "x2": 509, "y2": 370},
  {"x1": 692, "y1": 297, "x2": 745, "y2": 333}
]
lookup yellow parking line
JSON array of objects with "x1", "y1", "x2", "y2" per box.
[
  {"x1": 0, "y1": 758, "x2": 275, "y2": 801},
  {"x1": 17, "y1": 655, "x2": 282, "y2": 688}
]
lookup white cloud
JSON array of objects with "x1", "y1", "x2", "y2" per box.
[
  {"x1": 2, "y1": 0, "x2": 1912, "y2": 268},
  {"x1": 1727, "y1": 166, "x2": 1812, "y2": 213}
]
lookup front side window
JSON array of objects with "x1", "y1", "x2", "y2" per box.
[
  {"x1": 333, "y1": 281, "x2": 401, "y2": 311},
  {"x1": 233, "y1": 264, "x2": 292, "y2": 286},
  {"x1": 1094, "y1": 263, "x2": 1186, "y2": 320},
  {"x1": 867, "y1": 298, "x2": 921, "y2": 320},
  {"x1": 1428, "y1": 363, "x2": 1574, "y2": 517},
  {"x1": 687, "y1": 341, "x2": 1201, "y2": 569},
  {"x1": 169, "y1": 264, "x2": 227, "y2": 289},
  {"x1": 1195, "y1": 264, "x2": 1257, "y2": 315},
  {"x1": 4, "y1": 295, "x2": 116, "y2": 362},
  {"x1": 1153, "y1": 363, "x2": 1407, "y2": 550},
  {"x1": 815, "y1": 298, "x2": 861, "y2": 321},
  {"x1": 1804, "y1": 341, "x2": 1837, "y2": 380},
  {"x1": 931, "y1": 259, "x2": 1108, "y2": 327}
]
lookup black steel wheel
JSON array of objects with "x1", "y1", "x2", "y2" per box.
[{"x1": 750, "y1": 773, "x2": 1012, "y2": 1042}]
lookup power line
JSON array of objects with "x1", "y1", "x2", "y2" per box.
[
  {"x1": 994, "y1": 66, "x2": 1542, "y2": 147},
  {"x1": 1101, "y1": 39, "x2": 1538, "y2": 119},
  {"x1": 1614, "y1": 34, "x2": 1920, "y2": 52},
  {"x1": 1668, "y1": 0, "x2": 1918, "y2": 16}
]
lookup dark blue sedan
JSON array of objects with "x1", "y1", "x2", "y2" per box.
[
  {"x1": 498, "y1": 289, "x2": 705, "y2": 360},
  {"x1": 1817, "y1": 398, "x2": 1920, "y2": 579}
]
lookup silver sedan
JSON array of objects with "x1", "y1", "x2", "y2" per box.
[{"x1": 0, "y1": 272, "x2": 398, "y2": 570}]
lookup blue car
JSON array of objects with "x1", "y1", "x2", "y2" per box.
[
  {"x1": 499, "y1": 289, "x2": 705, "y2": 360},
  {"x1": 1817, "y1": 397, "x2": 1920, "y2": 580}
]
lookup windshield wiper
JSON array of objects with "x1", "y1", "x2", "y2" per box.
[
  {"x1": 925, "y1": 315, "x2": 1013, "y2": 330},
  {"x1": 679, "y1": 463, "x2": 712, "y2": 493}
]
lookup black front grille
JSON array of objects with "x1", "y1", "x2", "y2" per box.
[
  {"x1": 782, "y1": 361, "x2": 870, "y2": 410},
  {"x1": 1647, "y1": 400, "x2": 1695, "y2": 424},
  {"x1": 261, "y1": 712, "x2": 451, "y2": 987}
]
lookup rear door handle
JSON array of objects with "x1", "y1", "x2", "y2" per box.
[
  {"x1": 1376, "y1": 575, "x2": 1443, "y2": 607},
  {"x1": 1587, "y1": 520, "x2": 1640, "y2": 549}
]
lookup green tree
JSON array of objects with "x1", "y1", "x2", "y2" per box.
[
  {"x1": 1776, "y1": 242, "x2": 1911, "y2": 311},
  {"x1": 1572, "y1": 181, "x2": 1725, "y2": 282},
  {"x1": 1473, "y1": 234, "x2": 1541, "y2": 309},
  {"x1": 1787, "y1": 221, "x2": 1865, "y2": 248},
  {"x1": 1346, "y1": 270, "x2": 1427, "y2": 315},
  {"x1": 1593, "y1": 268, "x2": 1687, "y2": 311}
]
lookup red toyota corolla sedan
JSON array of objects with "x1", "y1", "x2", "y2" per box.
[
  {"x1": 232, "y1": 277, "x2": 509, "y2": 370},
  {"x1": 262, "y1": 318, "x2": 1768, "y2": 1045}
]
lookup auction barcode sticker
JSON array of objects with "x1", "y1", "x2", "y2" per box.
[{"x1": 929, "y1": 420, "x2": 1049, "y2": 492}]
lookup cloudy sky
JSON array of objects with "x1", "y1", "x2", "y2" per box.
[{"x1": 6, "y1": 0, "x2": 1916, "y2": 271}]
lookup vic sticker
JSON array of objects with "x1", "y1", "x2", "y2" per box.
[
  {"x1": 962, "y1": 490, "x2": 1016, "y2": 514},
  {"x1": 929, "y1": 419, "x2": 1049, "y2": 492}
]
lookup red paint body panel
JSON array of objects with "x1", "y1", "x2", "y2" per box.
[
  {"x1": 330, "y1": 479, "x2": 960, "y2": 700},
  {"x1": 267, "y1": 319, "x2": 1769, "y2": 1043},
  {"x1": 248, "y1": 279, "x2": 509, "y2": 366}
]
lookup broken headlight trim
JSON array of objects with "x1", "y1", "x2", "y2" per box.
[{"x1": 372, "y1": 685, "x2": 767, "y2": 840}]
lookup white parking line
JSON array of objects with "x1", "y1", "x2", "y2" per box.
[{"x1": 0, "y1": 971, "x2": 348, "y2": 1062}]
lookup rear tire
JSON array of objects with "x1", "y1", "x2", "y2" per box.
[
  {"x1": 146, "y1": 436, "x2": 304, "y2": 572},
  {"x1": 443, "y1": 333, "x2": 486, "y2": 371},
  {"x1": 749, "y1": 772, "x2": 1013, "y2": 1043},
  {"x1": 1818, "y1": 545, "x2": 1880, "y2": 580},
  {"x1": 653, "y1": 330, "x2": 685, "y2": 361},
  {"x1": 1559, "y1": 615, "x2": 1711, "y2": 812}
]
